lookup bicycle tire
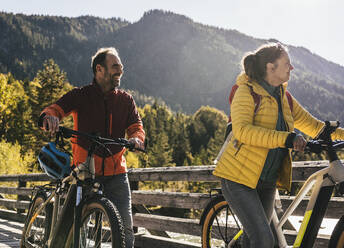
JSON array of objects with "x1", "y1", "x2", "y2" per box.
[
  {"x1": 65, "y1": 196, "x2": 125, "y2": 248},
  {"x1": 328, "y1": 215, "x2": 344, "y2": 248},
  {"x1": 201, "y1": 197, "x2": 242, "y2": 248},
  {"x1": 20, "y1": 191, "x2": 53, "y2": 248}
]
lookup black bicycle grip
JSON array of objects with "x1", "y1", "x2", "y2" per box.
[{"x1": 305, "y1": 140, "x2": 323, "y2": 154}]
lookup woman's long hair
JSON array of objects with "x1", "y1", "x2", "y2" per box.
[{"x1": 242, "y1": 43, "x2": 287, "y2": 82}]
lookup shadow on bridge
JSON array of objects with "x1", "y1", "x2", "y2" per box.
[{"x1": 0, "y1": 218, "x2": 22, "y2": 247}]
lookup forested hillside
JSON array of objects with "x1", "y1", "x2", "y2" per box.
[
  {"x1": 1, "y1": 10, "x2": 344, "y2": 122},
  {"x1": 0, "y1": 62, "x2": 229, "y2": 174}
]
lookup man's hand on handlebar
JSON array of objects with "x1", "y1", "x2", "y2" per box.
[
  {"x1": 128, "y1": 137, "x2": 145, "y2": 152},
  {"x1": 42, "y1": 115, "x2": 60, "y2": 135}
]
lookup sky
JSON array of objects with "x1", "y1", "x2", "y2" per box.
[{"x1": 1, "y1": 0, "x2": 344, "y2": 66}]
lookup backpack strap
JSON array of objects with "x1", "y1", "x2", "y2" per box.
[
  {"x1": 228, "y1": 85, "x2": 293, "y2": 121},
  {"x1": 225, "y1": 84, "x2": 293, "y2": 141},
  {"x1": 285, "y1": 90, "x2": 293, "y2": 112},
  {"x1": 228, "y1": 84, "x2": 262, "y2": 122},
  {"x1": 247, "y1": 85, "x2": 262, "y2": 115}
]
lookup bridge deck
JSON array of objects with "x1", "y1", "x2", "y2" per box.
[{"x1": 0, "y1": 218, "x2": 21, "y2": 247}]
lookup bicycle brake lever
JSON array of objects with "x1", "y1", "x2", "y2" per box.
[
  {"x1": 305, "y1": 140, "x2": 323, "y2": 154},
  {"x1": 125, "y1": 140, "x2": 146, "y2": 153}
]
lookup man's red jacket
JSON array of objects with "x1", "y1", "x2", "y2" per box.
[{"x1": 41, "y1": 80, "x2": 145, "y2": 176}]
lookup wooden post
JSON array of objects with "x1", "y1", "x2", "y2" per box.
[
  {"x1": 17, "y1": 180, "x2": 27, "y2": 214},
  {"x1": 130, "y1": 181, "x2": 139, "y2": 233}
]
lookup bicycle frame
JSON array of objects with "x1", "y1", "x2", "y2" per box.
[
  {"x1": 273, "y1": 158, "x2": 344, "y2": 247},
  {"x1": 224, "y1": 122, "x2": 344, "y2": 248},
  {"x1": 49, "y1": 144, "x2": 100, "y2": 248},
  {"x1": 24, "y1": 126, "x2": 139, "y2": 248},
  {"x1": 225, "y1": 160, "x2": 342, "y2": 248}
]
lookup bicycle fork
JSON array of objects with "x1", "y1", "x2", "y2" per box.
[{"x1": 74, "y1": 182, "x2": 83, "y2": 248}]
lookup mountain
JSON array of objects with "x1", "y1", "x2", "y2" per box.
[
  {"x1": 0, "y1": 12, "x2": 129, "y2": 80},
  {"x1": 1, "y1": 10, "x2": 344, "y2": 123}
]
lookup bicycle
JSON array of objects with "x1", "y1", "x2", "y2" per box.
[
  {"x1": 20, "y1": 126, "x2": 145, "y2": 248},
  {"x1": 200, "y1": 121, "x2": 344, "y2": 248}
]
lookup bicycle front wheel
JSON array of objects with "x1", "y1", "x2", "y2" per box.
[
  {"x1": 20, "y1": 192, "x2": 52, "y2": 248},
  {"x1": 66, "y1": 196, "x2": 125, "y2": 248},
  {"x1": 329, "y1": 215, "x2": 344, "y2": 248},
  {"x1": 201, "y1": 198, "x2": 242, "y2": 248}
]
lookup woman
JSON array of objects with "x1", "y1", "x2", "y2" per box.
[{"x1": 213, "y1": 43, "x2": 344, "y2": 247}]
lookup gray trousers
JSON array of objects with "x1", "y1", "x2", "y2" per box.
[
  {"x1": 221, "y1": 178, "x2": 276, "y2": 248},
  {"x1": 98, "y1": 173, "x2": 134, "y2": 248}
]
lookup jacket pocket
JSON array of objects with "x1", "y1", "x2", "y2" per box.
[{"x1": 234, "y1": 143, "x2": 243, "y2": 156}]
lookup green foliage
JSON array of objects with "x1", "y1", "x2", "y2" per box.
[
  {"x1": 139, "y1": 103, "x2": 227, "y2": 168},
  {"x1": 29, "y1": 59, "x2": 73, "y2": 150},
  {"x1": 0, "y1": 59, "x2": 73, "y2": 174},
  {"x1": 0, "y1": 140, "x2": 37, "y2": 175},
  {"x1": 0, "y1": 73, "x2": 34, "y2": 147},
  {"x1": 140, "y1": 103, "x2": 175, "y2": 167},
  {"x1": 188, "y1": 106, "x2": 227, "y2": 164},
  {"x1": 31, "y1": 59, "x2": 73, "y2": 118}
]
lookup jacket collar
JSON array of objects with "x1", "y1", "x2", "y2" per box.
[
  {"x1": 91, "y1": 78, "x2": 117, "y2": 98},
  {"x1": 236, "y1": 72, "x2": 288, "y2": 96}
]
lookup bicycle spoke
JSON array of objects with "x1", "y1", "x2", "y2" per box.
[
  {"x1": 213, "y1": 205, "x2": 228, "y2": 243},
  {"x1": 206, "y1": 202, "x2": 242, "y2": 248},
  {"x1": 79, "y1": 209, "x2": 112, "y2": 247},
  {"x1": 23, "y1": 195, "x2": 51, "y2": 247}
]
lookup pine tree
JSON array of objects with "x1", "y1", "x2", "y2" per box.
[{"x1": 31, "y1": 59, "x2": 73, "y2": 120}]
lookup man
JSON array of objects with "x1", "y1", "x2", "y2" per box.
[{"x1": 39, "y1": 47, "x2": 145, "y2": 248}]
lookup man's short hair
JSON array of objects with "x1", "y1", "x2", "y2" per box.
[{"x1": 91, "y1": 47, "x2": 119, "y2": 75}]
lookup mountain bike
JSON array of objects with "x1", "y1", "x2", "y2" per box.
[
  {"x1": 200, "y1": 121, "x2": 344, "y2": 248},
  {"x1": 20, "y1": 126, "x2": 145, "y2": 248}
]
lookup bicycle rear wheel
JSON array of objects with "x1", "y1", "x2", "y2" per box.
[
  {"x1": 20, "y1": 192, "x2": 52, "y2": 248},
  {"x1": 329, "y1": 215, "x2": 344, "y2": 248},
  {"x1": 65, "y1": 196, "x2": 125, "y2": 248},
  {"x1": 201, "y1": 197, "x2": 242, "y2": 248}
]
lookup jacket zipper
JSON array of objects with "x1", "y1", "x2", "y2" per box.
[
  {"x1": 280, "y1": 87, "x2": 290, "y2": 131},
  {"x1": 102, "y1": 98, "x2": 109, "y2": 176},
  {"x1": 234, "y1": 143, "x2": 243, "y2": 156}
]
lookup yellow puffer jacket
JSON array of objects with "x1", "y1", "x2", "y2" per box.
[{"x1": 213, "y1": 73, "x2": 344, "y2": 191}]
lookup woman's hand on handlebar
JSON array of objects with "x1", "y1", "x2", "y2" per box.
[
  {"x1": 42, "y1": 115, "x2": 60, "y2": 135},
  {"x1": 293, "y1": 134, "x2": 307, "y2": 152}
]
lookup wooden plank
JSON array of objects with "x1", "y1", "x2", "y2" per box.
[
  {"x1": 134, "y1": 233, "x2": 200, "y2": 248},
  {"x1": 291, "y1": 161, "x2": 328, "y2": 182},
  {"x1": 0, "y1": 161, "x2": 332, "y2": 183},
  {"x1": 0, "y1": 216, "x2": 23, "y2": 248},
  {"x1": 133, "y1": 204, "x2": 170, "y2": 237},
  {"x1": 0, "y1": 210, "x2": 26, "y2": 223},
  {"x1": 134, "y1": 213, "x2": 201, "y2": 236},
  {"x1": 0, "y1": 190, "x2": 342, "y2": 219},
  {"x1": 280, "y1": 196, "x2": 344, "y2": 218},
  {"x1": 134, "y1": 214, "x2": 330, "y2": 247},
  {"x1": 128, "y1": 166, "x2": 217, "y2": 182},
  {"x1": 132, "y1": 191, "x2": 209, "y2": 209},
  {"x1": 0, "y1": 219, "x2": 23, "y2": 237},
  {"x1": 0, "y1": 174, "x2": 50, "y2": 182},
  {"x1": 0, "y1": 187, "x2": 32, "y2": 196},
  {"x1": 283, "y1": 229, "x2": 329, "y2": 247},
  {"x1": 132, "y1": 191, "x2": 344, "y2": 218},
  {"x1": 0, "y1": 199, "x2": 30, "y2": 210},
  {"x1": 0, "y1": 242, "x2": 20, "y2": 248},
  {"x1": 128, "y1": 162, "x2": 329, "y2": 182}
]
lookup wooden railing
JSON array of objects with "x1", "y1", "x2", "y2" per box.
[{"x1": 0, "y1": 161, "x2": 343, "y2": 248}]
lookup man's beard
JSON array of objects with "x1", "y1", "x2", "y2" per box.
[
  {"x1": 105, "y1": 72, "x2": 121, "y2": 90},
  {"x1": 111, "y1": 76, "x2": 120, "y2": 88}
]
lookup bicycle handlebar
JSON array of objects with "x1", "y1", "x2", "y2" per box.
[
  {"x1": 305, "y1": 140, "x2": 344, "y2": 154},
  {"x1": 58, "y1": 126, "x2": 146, "y2": 153}
]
